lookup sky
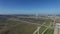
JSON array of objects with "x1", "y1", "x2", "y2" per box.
[{"x1": 0, "y1": 0, "x2": 60, "y2": 14}]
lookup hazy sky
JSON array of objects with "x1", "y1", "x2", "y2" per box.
[{"x1": 0, "y1": 0, "x2": 60, "y2": 14}]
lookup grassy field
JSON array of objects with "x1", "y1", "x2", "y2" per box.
[
  {"x1": 36, "y1": 32, "x2": 38, "y2": 34},
  {"x1": 39, "y1": 26, "x2": 46, "y2": 34},
  {"x1": 0, "y1": 18, "x2": 54, "y2": 34},
  {"x1": 0, "y1": 23, "x2": 37, "y2": 34},
  {"x1": 19, "y1": 18, "x2": 46, "y2": 24},
  {"x1": 44, "y1": 29, "x2": 54, "y2": 34},
  {"x1": 44, "y1": 19, "x2": 53, "y2": 26},
  {"x1": 0, "y1": 20, "x2": 20, "y2": 23},
  {"x1": 0, "y1": 20, "x2": 21, "y2": 29},
  {"x1": 30, "y1": 20, "x2": 45, "y2": 24},
  {"x1": 0, "y1": 26, "x2": 6, "y2": 29}
]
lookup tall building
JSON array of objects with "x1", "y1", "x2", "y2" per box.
[
  {"x1": 54, "y1": 17, "x2": 60, "y2": 34},
  {"x1": 55, "y1": 18, "x2": 60, "y2": 28}
]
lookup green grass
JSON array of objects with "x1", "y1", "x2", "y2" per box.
[
  {"x1": 0, "y1": 20, "x2": 21, "y2": 29},
  {"x1": 1, "y1": 23, "x2": 37, "y2": 34},
  {"x1": 0, "y1": 26, "x2": 5, "y2": 29},
  {"x1": 0, "y1": 18, "x2": 54, "y2": 34},
  {"x1": 29, "y1": 19, "x2": 46, "y2": 24},
  {"x1": 0, "y1": 19, "x2": 20, "y2": 23},
  {"x1": 35, "y1": 32, "x2": 38, "y2": 34},
  {"x1": 39, "y1": 26, "x2": 46, "y2": 34},
  {"x1": 20, "y1": 18, "x2": 46, "y2": 24},
  {"x1": 44, "y1": 19, "x2": 52, "y2": 26},
  {"x1": 32, "y1": 20, "x2": 44, "y2": 24},
  {"x1": 44, "y1": 29, "x2": 54, "y2": 34}
]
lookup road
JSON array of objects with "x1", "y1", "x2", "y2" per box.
[
  {"x1": 42, "y1": 22, "x2": 52, "y2": 34},
  {"x1": 20, "y1": 20, "x2": 53, "y2": 34},
  {"x1": 20, "y1": 20, "x2": 53, "y2": 29},
  {"x1": 33, "y1": 20, "x2": 53, "y2": 34},
  {"x1": 33, "y1": 21, "x2": 46, "y2": 34},
  {"x1": 0, "y1": 19, "x2": 53, "y2": 34},
  {"x1": 33, "y1": 27, "x2": 40, "y2": 34}
]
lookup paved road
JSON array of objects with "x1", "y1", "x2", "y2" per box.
[
  {"x1": 33, "y1": 22, "x2": 46, "y2": 34},
  {"x1": 33, "y1": 27, "x2": 40, "y2": 34},
  {"x1": 0, "y1": 19, "x2": 53, "y2": 34},
  {"x1": 20, "y1": 20, "x2": 53, "y2": 29},
  {"x1": 20, "y1": 20, "x2": 53, "y2": 34},
  {"x1": 42, "y1": 22, "x2": 52, "y2": 34}
]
